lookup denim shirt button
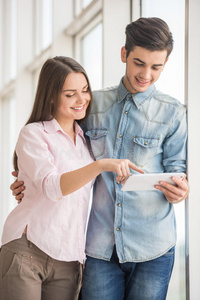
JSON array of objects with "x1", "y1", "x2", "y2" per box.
[
  {"x1": 117, "y1": 203, "x2": 121, "y2": 207},
  {"x1": 116, "y1": 227, "x2": 120, "y2": 231},
  {"x1": 119, "y1": 134, "x2": 122, "y2": 138}
]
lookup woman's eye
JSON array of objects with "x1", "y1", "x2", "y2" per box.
[
  {"x1": 83, "y1": 89, "x2": 89, "y2": 93},
  {"x1": 66, "y1": 94, "x2": 74, "y2": 98}
]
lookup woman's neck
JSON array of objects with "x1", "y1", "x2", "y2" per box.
[{"x1": 55, "y1": 118, "x2": 76, "y2": 144}]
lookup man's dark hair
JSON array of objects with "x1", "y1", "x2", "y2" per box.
[{"x1": 125, "y1": 17, "x2": 174, "y2": 58}]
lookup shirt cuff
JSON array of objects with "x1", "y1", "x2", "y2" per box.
[{"x1": 43, "y1": 173, "x2": 63, "y2": 201}]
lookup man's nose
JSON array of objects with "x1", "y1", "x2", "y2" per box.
[{"x1": 141, "y1": 67, "x2": 151, "y2": 79}]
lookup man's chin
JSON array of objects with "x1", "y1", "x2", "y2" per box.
[{"x1": 134, "y1": 83, "x2": 150, "y2": 93}]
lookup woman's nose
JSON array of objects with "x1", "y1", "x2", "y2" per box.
[{"x1": 77, "y1": 93, "x2": 85, "y2": 103}]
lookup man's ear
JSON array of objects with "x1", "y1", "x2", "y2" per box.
[
  {"x1": 121, "y1": 46, "x2": 127, "y2": 63},
  {"x1": 163, "y1": 57, "x2": 169, "y2": 68}
]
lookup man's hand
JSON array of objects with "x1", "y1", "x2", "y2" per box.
[
  {"x1": 155, "y1": 174, "x2": 189, "y2": 204},
  {"x1": 10, "y1": 171, "x2": 25, "y2": 204}
]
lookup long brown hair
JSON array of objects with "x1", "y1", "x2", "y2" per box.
[{"x1": 13, "y1": 56, "x2": 92, "y2": 171}]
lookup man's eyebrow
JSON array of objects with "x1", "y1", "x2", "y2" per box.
[
  {"x1": 62, "y1": 84, "x2": 88, "y2": 92},
  {"x1": 133, "y1": 58, "x2": 164, "y2": 66}
]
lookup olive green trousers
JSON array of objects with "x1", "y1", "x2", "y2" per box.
[{"x1": 0, "y1": 234, "x2": 82, "y2": 300}]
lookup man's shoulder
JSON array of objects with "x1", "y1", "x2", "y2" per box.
[
  {"x1": 91, "y1": 85, "x2": 118, "y2": 113},
  {"x1": 93, "y1": 85, "x2": 118, "y2": 96},
  {"x1": 154, "y1": 90, "x2": 186, "y2": 111}
]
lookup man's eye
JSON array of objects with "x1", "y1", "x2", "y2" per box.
[{"x1": 134, "y1": 62, "x2": 143, "y2": 66}]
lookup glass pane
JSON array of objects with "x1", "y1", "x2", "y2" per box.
[
  {"x1": 142, "y1": 0, "x2": 185, "y2": 104},
  {"x1": 81, "y1": 23, "x2": 103, "y2": 91},
  {"x1": 10, "y1": 0, "x2": 17, "y2": 79},
  {"x1": 0, "y1": 97, "x2": 17, "y2": 238},
  {"x1": 141, "y1": 1, "x2": 186, "y2": 300},
  {"x1": 82, "y1": 0, "x2": 93, "y2": 9},
  {"x1": 42, "y1": 0, "x2": 52, "y2": 49},
  {"x1": 8, "y1": 97, "x2": 17, "y2": 211}
]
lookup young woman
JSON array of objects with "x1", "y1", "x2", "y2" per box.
[{"x1": 0, "y1": 56, "x2": 143, "y2": 300}]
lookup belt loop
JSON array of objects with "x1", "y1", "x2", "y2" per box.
[
  {"x1": 24, "y1": 234, "x2": 32, "y2": 248},
  {"x1": 28, "y1": 239, "x2": 33, "y2": 248}
]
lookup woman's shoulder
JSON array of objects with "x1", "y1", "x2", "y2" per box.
[
  {"x1": 21, "y1": 122, "x2": 44, "y2": 134},
  {"x1": 16, "y1": 122, "x2": 48, "y2": 152},
  {"x1": 18, "y1": 122, "x2": 45, "y2": 142}
]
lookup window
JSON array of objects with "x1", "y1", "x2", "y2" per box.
[
  {"x1": 1, "y1": 0, "x2": 17, "y2": 85},
  {"x1": 10, "y1": 0, "x2": 17, "y2": 80},
  {"x1": 141, "y1": 1, "x2": 186, "y2": 299},
  {"x1": 74, "y1": 0, "x2": 93, "y2": 16},
  {"x1": 82, "y1": 0, "x2": 93, "y2": 9},
  {"x1": 0, "y1": 96, "x2": 17, "y2": 238},
  {"x1": 74, "y1": 14, "x2": 103, "y2": 91},
  {"x1": 34, "y1": 0, "x2": 53, "y2": 55},
  {"x1": 41, "y1": 0, "x2": 53, "y2": 50},
  {"x1": 141, "y1": 0, "x2": 185, "y2": 103},
  {"x1": 81, "y1": 23, "x2": 103, "y2": 90}
]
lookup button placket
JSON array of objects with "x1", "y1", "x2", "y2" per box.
[
  {"x1": 114, "y1": 99, "x2": 132, "y2": 250},
  {"x1": 77, "y1": 197, "x2": 84, "y2": 261}
]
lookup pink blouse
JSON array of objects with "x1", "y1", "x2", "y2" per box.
[{"x1": 2, "y1": 119, "x2": 94, "y2": 263}]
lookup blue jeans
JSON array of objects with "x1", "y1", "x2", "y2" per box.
[{"x1": 81, "y1": 246, "x2": 175, "y2": 300}]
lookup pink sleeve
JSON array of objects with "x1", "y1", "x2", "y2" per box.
[{"x1": 16, "y1": 124, "x2": 63, "y2": 201}]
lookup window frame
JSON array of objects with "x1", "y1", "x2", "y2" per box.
[
  {"x1": 33, "y1": 0, "x2": 53, "y2": 56},
  {"x1": 74, "y1": 0, "x2": 96, "y2": 17},
  {"x1": 74, "y1": 13, "x2": 102, "y2": 63}
]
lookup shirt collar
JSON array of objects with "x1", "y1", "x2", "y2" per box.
[
  {"x1": 117, "y1": 77, "x2": 156, "y2": 109},
  {"x1": 43, "y1": 118, "x2": 84, "y2": 138}
]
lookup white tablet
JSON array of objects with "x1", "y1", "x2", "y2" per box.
[{"x1": 121, "y1": 172, "x2": 185, "y2": 191}]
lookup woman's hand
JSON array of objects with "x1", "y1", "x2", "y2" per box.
[
  {"x1": 99, "y1": 159, "x2": 144, "y2": 183},
  {"x1": 11, "y1": 159, "x2": 144, "y2": 199}
]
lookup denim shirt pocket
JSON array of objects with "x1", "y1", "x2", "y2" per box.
[
  {"x1": 85, "y1": 129, "x2": 108, "y2": 158},
  {"x1": 132, "y1": 136, "x2": 160, "y2": 167}
]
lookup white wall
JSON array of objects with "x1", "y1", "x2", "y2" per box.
[{"x1": 102, "y1": 0, "x2": 130, "y2": 87}]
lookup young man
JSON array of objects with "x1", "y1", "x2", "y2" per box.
[
  {"x1": 11, "y1": 18, "x2": 188, "y2": 300},
  {"x1": 80, "y1": 17, "x2": 189, "y2": 300}
]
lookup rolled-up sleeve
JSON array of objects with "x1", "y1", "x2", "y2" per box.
[
  {"x1": 16, "y1": 125, "x2": 63, "y2": 201},
  {"x1": 163, "y1": 105, "x2": 187, "y2": 173}
]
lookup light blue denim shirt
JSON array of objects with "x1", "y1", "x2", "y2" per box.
[{"x1": 82, "y1": 78, "x2": 187, "y2": 263}]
